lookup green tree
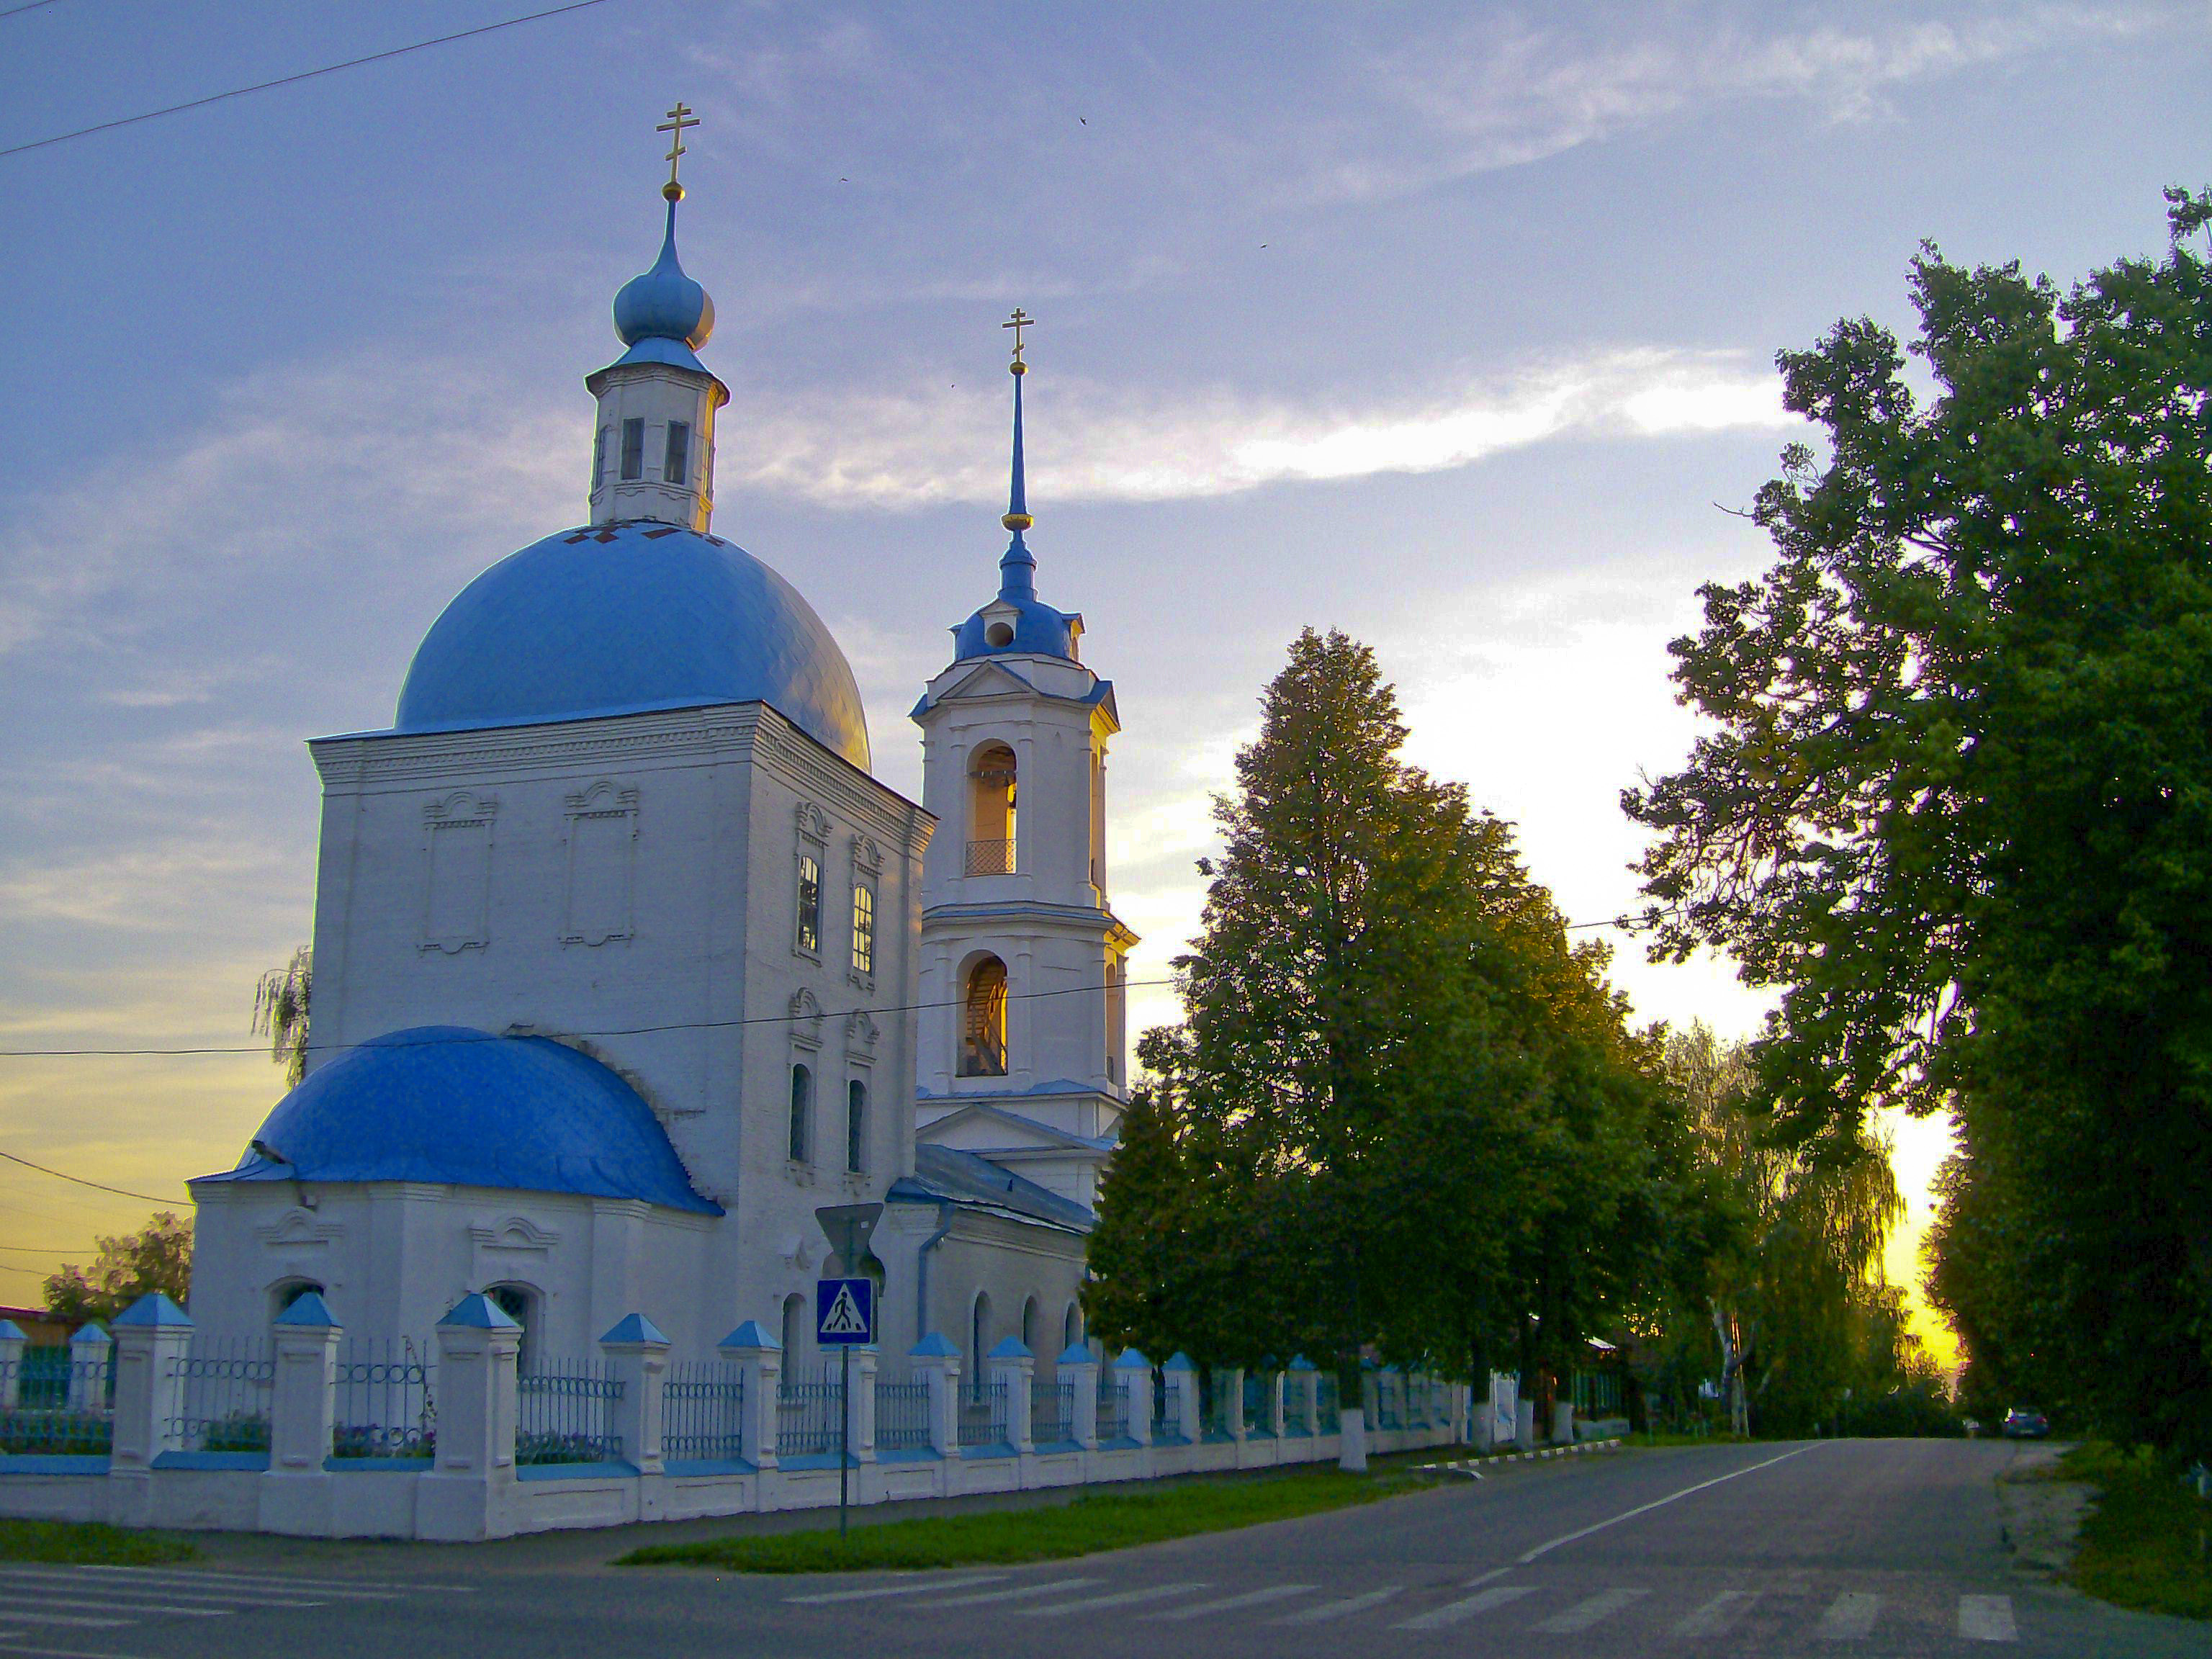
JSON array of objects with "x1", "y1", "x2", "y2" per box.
[
  {"x1": 44, "y1": 1211, "x2": 194, "y2": 1323},
  {"x1": 253, "y1": 946, "x2": 312, "y2": 1089},
  {"x1": 1625, "y1": 191, "x2": 2212, "y2": 1453}
]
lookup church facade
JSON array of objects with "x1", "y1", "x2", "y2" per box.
[{"x1": 184, "y1": 168, "x2": 1125, "y2": 1393}]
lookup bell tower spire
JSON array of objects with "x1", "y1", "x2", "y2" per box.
[{"x1": 999, "y1": 308, "x2": 1037, "y2": 602}]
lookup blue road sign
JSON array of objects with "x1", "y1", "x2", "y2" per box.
[{"x1": 817, "y1": 1277, "x2": 874, "y2": 1346}]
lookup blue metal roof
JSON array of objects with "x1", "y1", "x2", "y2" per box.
[
  {"x1": 887, "y1": 1143, "x2": 1094, "y2": 1232},
  {"x1": 613, "y1": 197, "x2": 714, "y2": 350},
  {"x1": 197, "y1": 1027, "x2": 720, "y2": 1215},
  {"x1": 389, "y1": 521, "x2": 871, "y2": 770}
]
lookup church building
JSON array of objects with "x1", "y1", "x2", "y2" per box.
[{"x1": 184, "y1": 141, "x2": 1135, "y2": 1391}]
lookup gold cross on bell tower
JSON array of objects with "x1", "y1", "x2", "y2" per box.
[
  {"x1": 1004, "y1": 307, "x2": 1035, "y2": 373},
  {"x1": 657, "y1": 101, "x2": 699, "y2": 201}
]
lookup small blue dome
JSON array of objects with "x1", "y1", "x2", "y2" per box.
[
  {"x1": 613, "y1": 202, "x2": 714, "y2": 350},
  {"x1": 393, "y1": 521, "x2": 871, "y2": 769},
  {"x1": 952, "y1": 592, "x2": 1079, "y2": 661},
  {"x1": 199, "y1": 1028, "x2": 720, "y2": 1215}
]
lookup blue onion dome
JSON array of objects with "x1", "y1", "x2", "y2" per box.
[
  {"x1": 393, "y1": 522, "x2": 872, "y2": 770},
  {"x1": 953, "y1": 595, "x2": 1079, "y2": 660},
  {"x1": 198, "y1": 1028, "x2": 719, "y2": 1214},
  {"x1": 613, "y1": 200, "x2": 714, "y2": 349}
]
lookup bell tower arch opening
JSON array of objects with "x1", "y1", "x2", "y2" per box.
[
  {"x1": 966, "y1": 742, "x2": 1017, "y2": 876},
  {"x1": 961, "y1": 954, "x2": 1009, "y2": 1077}
]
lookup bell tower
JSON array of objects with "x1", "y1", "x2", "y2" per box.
[{"x1": 910, "y1": 317, "x2": 1136, "y2": 1210}]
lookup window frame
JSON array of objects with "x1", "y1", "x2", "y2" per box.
[
  {"x1": 788, "y1": 1061, "x2": 814, "y2": 1164},
  {"x1": 845, "y1": 1076, "x2": 867, "y2": 1174},
  {"x1": 663, "y1": 420, "x2": 691, "y2": 485},
  {"x1": 796, "y1": 853, "x2": 822, "y2": 957},
  {"x1": 850, "y1": 880, "x2": 875, "y2": 977},
  {"x1": 619, "y1": 417, "x2": 645, "y2": 481}
]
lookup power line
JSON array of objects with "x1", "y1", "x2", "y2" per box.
[
  {"x1": 0, "y1": 1150, "x2": 188, "y2": 1207},
  {"x1": 0, "y1": 0, "x2": 615, "y2": 159},
  {"x1": 0, "y1": 1, "x2": 68, "y2": 19}
]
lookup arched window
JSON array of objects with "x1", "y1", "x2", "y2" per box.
[
  {"x1": 850, "y1": 881, "x2": 875, "y2": 976},
  {"x1": 846, "y1": 1079, "x2": 867, "y2": 1174},
  {"x1": 961, "y1": 956, "x2": 1009, "y2": 1076},
  {"x1": 781, "y1": 1292, "x2": 805, "y2": 1367},
  {"x1": 796, "y1": 853, "x2": 822, "y2": 955},
  {"x1": 486, "y1": 1282, "x2": 537, "y2": 1372},
  {"x1": 966, "y1": 743, "x2": 1017, "y2": 875},
  {"x1": 788, "y1": 1064, "x2": 813, "y2": 1163},
  {"x1": 970, "y1": 1292, "x2": 992, "y2": 1396},
  {"x1": 1063, "y1": 1300, "x2": 1082, "y2": 1355},
  {"x1": 1021, "y1": 1296, "x2": 1039, "y2": 1355}
]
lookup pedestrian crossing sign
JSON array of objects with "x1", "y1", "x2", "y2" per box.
[{"x1": 816, "y1": 1276, "x2": 874, "y2": 1345}]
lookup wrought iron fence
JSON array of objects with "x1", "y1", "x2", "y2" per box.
[
  {"x1": 777, "y1": 1365, "x2": 843, "y2": 1457},
  {"x1": 1094, "y1": 1370, "x2": 1126, "y2": 1442},
  {"x1": 1284, "y1": 1377, "x2": 1313, "y2": 1437},
  {"x1": 1375, "y1": 1375, "x2": 1403, "y2": 1430},
  {"x1": 168, "y1": 1339, "x2": 274, "y2": 1455},
  {"x1": 663, "y1": 1362, "x2": 745, "y2": 1462},
  {"x1": 516, "y1": 1360, "x2": 624, "y2": 1465},
  {"x1": 1, "y1": 1346, "x2": 112, "y2": 1455},
  {"x1": 874, "y1": 1375, "x2": 932, "y2": 1452},
  {"x1": 1150, "y1": 1370, "x2": 1174, "y2": 1442},
  {"x1": 1243, "y1": 1372, "x2": 1276, "y2": 1439},
  {"x1": 1570, "y1": 1369, "x2": 1622, "y2": 1416},
  {"x1": 956, "y1": 1380, "x2": 1007, "y2": 1448},
  {"x1": 1031, "y1": 1378, "x2": 1074, "y2": 1445},
  {"x1": 333, "y1": 1337, "x2": 436, "y2": 1460},
  {"x1": 1316, "y1": 1373, "x2": 1341, "y2": 1435}
]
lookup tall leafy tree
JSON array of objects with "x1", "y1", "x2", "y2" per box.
[
  {"x1": 44, "y1": 1212, "x2": 194, "y2": 1323},
  {"x1": 1625, "y1": 192, "x2": 2212, "y2": 1453}
]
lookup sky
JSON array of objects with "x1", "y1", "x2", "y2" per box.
[{"x1": 2, "y1": 0, "x2": 2206, "y2": 1359}]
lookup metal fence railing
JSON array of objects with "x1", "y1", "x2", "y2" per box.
[
  {"x1": 964, "y1": 837, "x2": 1015, "y2": 876},
  {"x1": 167, "y1": 1340, "x2": 274, "y2": 1455},
  {"x1": 1376, "y1": 1377, "x2": 1403, "y2": 1431},
  {"x1": 1571, "y1": 1369, "x2": 1622, "y2": 1416},
  {"x1": 1204, "y1": 1370, "x2": 1238, "y2": 1442},
  {"x1": 1285, "y1": 1380, "x2": 1313, "y2": 1437},
  {"x1": 1151, "y1": 1371, "x2": 1175, "y2": 1442},
  {"x1": 516, "y1": 1361, "x2": 624, "y2": 1465},
  {"x1": 1316, "y1": 1374, "x2": 1341, "y2": 1435},
  {"x1": 777, "y1": 1367, "x2": 843, "y2": 1458},
  {"x1": 1094, "y1": 1370, "x2": 1126, "y2": 1442},
  {"x1": 1243, "y1": 1372, "x2": 1276, "y2": 1438},
  {"x1": 957, "y1": 1380, "x2": 1007, "y2": 1449},
  {"x1": 1031, "y1": 1379, "x2": 1074, "y2": 1445},
  {"x1": 875, "y1": 1376, "x2": 932, "y2": 1452},
  {"x1": 333, "y1": 1338, "x2": 436, "y2": 1460},
  {"x1": 1, "y1": 1347, "x2": 113, "y2": 1455},
  {"x1": 663, "y1": 1362, "x2": 744, "y2": 1462}
]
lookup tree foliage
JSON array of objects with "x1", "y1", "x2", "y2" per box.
[
  {"x1": 1625, "y1": 192, "x2": 2212, "y2": 1453},
  {"x1": 44, "y1": 1212, "x2": 194, "y2": 1323},
  {"x1": 253, "y1": 946, "x2": 312, "y2": 1089}
]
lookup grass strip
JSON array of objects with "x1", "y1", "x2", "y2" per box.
[
  {"x1": 2062, "y1": 1442, "x2": 2212, "y2": 1620},
  {"x1": 620, "y1": 1463, "x2": 1426, "y2": 1573},
  {"x1": 0, "y1": 1519, "x2": 197, "y2": 1565}
]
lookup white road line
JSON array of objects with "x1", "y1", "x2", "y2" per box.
[
  {"x1": 785, "y1": 1574, "x2": 1005, "y2": 1604},
  {"x1": 914, "y1": 1577, "x2": 1100, "y2": 1608},
  {"x1": 1817, "y1": 1591, "x2": 1881, "y2": 1640},
  {"x1": 0, "y1": 1570, "x2": 325, "y2": 1607},
  {"x1": 1959, "y1": 1594, "x2": 2018, "y2": 1642},
  {"x1": 0, "y1": 1603, "x2": 225, "y2": 1622},
  {"x1": 60, "y1": 1566, "x2": 419, "y2": 1596},
  {"x1": 1535, "y1": 1586, "x2": 1649, "y2": 1633},
  {"x1": 1272, "y1": 1586, "x2": 1401, "y2": 1624},
  {"x1": 1392, "y1": 1584, "x2": 1535, "y2": 1630},
  {"x1": 1672, "y1": 1589, "x2": 1759, "y2": 1637},
  {"x1": 0, "y1": 1645, "x2": 161, "y2": 1659},
  {"x1": 1144, "y1": 1585, "x2": 1314, "y2": 1621},
  {"x1": 0, "y1": 1617, "x2": 132, "y2": 1632},
  {"x1": 1016, "y1": 1583, "x2": 1208, "y2": 1617},
  {"x1": 1515, "y1": 1443, "x2": 1825, "y2": 1563}
]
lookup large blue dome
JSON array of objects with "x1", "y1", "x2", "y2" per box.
[
  {"x1": 196, "y1": 1027, "x2": 720, "y2": 1215},
  {"x1": 393, "y1": 521, "x2": 871, "y2": 769}
]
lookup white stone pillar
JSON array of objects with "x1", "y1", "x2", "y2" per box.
[
  {"x1": 267, "y1": 1292, "x2": 341, "y2": 1472},
  {"x1": 1288, "y1": 1358, "x2": 1318, "y2": 1439},
  {"x1": 1058, "y1": 1346, "x2": 1100, "y2": 1449},
  {"x1": 0, "y1": 1318, "x2": 23, "y2": 1410},
  {"x1": 720, "y1": 1320, "x2": 783, "y2": 1472},
  {"x1": 989, "y1": 1337, "x2": 1034, "y2": 1454},
  {"x1": 108, "y1": 1296, "x2": 190, "y2": 1473},
  {"x1": 1265, "y1": 1370, "x2": 1286, "y2": 1438},
  {"x1": 601, "y1": 1313, "x2": 671, "y2": 1475},
  {"x1": 67, "y1": 1321, "x2": 112, "y2": 1416},
  {"x1": 1339, "y1": 1365, "x2": 1370, "y2": 1473},
  {"x1": 909, "y1": 1332, "x2": 961, "y2": 1457},
  {"x1": 1114, "y1": 1350, "x2": 1152, "y2": 1447},
  {"x1": 844, "y1": 1346, "x2": 878, "y2": 1464},
  {"x1": 418, "y1": 1292, "x2": 522, "y2": 1542},
  {"x1": 1221, "y1": 1367, "x2": 1246, "y2": 1442},
  {"x1": 1163, "y1": 1352, "x2": 1200, "y2": 1445}
]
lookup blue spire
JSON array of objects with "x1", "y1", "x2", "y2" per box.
[
  {"x1": 998, "y1": 364, "x2": 1036, "y2": 602},
  {"x1": 613, "y1": 194, "x2": 716, "y2": 351}
]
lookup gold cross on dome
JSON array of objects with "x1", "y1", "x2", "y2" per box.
[
  {"x1": 1004, "y1": 307, "x2": 1035, "y2": 366},
  {"x1": 657, "y1": 102, "x2": 699, "y2": 187}
]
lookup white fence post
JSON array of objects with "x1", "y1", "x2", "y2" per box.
[
  {"x1": 719, "y1": 1320, "x2": 782, "y2": 1473},
  {"x1": 1289, "y1": 1357, "x2": 1318, "y2": 1441},
  {"x1": 1114, "y1": 1349, "x2": 1152, "y2": 1447},
  {"x1": 260, "y1": 1292, "x2": 341, "y2": 1534},
  {"x1": 1059, "y1": 1346, "x2": 1100, "y2": 1449},
  {"x1": 1163, "y1": 1352, "x2": 1200, "y2": 1444},
  {"x1": 845, "y1": 1346, "x2": 878, "y2": 1465},
  {"x1": 106, "y1": 1295, "x2": 189, "y2": 1526},
  {"x1": 989, "y1": 1338, "x2": 1034, "y2": 1454},
  {"x1": 909, "y1": 1333, "x2": 961, "y2": 1457},
  {"x1": 67, "y1": 1321, "x2": 112, "y2": 1417},
  {"x1": 418, "y1": 1292, "x2": 521, "y2": 1542},
  {"x1": 1266, "y1": 1370, "x2": 1287, "y2": 1439},
  {"x1": 600, "y1": 1313, "x2": 670, "y2": 1476},
  {"x1": 0, "y1": 1319, "x2": 22, "y2": 1410},
  {"x1": 1223, "y1": 1366, "x2": 1246, "y2": 1442}
]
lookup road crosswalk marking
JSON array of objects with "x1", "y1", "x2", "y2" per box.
[
  {"x1": 912, "y1": 1577, "x2": 1098, "y2": 1607},
  {"x1": 1817, "y1": 1591, "x2": 1882, "y2": 1640},
  {"x1": 0, "y1": 1612, "x2": 135, "y2": 1630},
  {"x1": 68, "y1": 1565, "x2": 418, "y2": 1594},
  {"x1": 1145, "y1": 1584, "x2": 1313, "y2": 1620},
  {"x1": 0, "y1": 1562, "x2": 438, "y2": 1647},
  {"x1": 1672, "y1": 1588, "x2": 1759, "y2": 1637},
  {"x1": 1959, "y1": 1594, "x2": 2018, "y2": 1642},
  {"x1": 1272, "y1": 1586, "x2": 1401, "y2": 1624},
  {"x1": 7, "y1": 1565, "x2": 405, "y2": 1600},
  {"x1": 1393, "y1": 1583, "x2": 1535, "y2": 1630},
  {"x1": 0, "y1": 1570, "x2": 328, "y2": 1609},
  {"x1": 1017, "y1": 1582, "x2": 1207, "y2": 1616},
  {"x1": 1535, "y1": 1586, "x2": 1649, "y2": 1632},
  {"x1": 786, "y1": 1574, "x2": 1004, "y2": 1604}
]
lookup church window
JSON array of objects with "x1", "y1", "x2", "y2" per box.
[
  {"x1": 486, "y1": 1282, "x2": 538, "y2": 1371},
  {"x1": 1063, "y1": 1300, "x2": 1083, "y2": 1354},
  {"x1": 593, "y1": 424, "x2": 608, "y2": 483},
  {"x1": 788, "y1": 1063, "x2": 812, "y2": 1163},
  {"x1": 850, "y1": 881, "x2": 874, "y2": 976},
  {"x1": 1021, "y1": 1295, "x2": 1038, "y2": 1354},
  {"x1": 846, "y1": 1079, "x2": 867, "y2": 1173},
  {"x1": 796, "y1": 855, "x2": 822, "y2": 955},
  {"x1": 966, "y1": 743, "x2": 1017, "y2": 876},
  {"x1": 985, "y1": 621, "x2": 1015, "y2": 647},
  {"x1": 619, "y1": 417, "x2": 645, "y2": 480},
  {"x1": 961, "y1": 956, "x2": 1009, "y2": 1076},
  {"x1": 970, "y1": 1292, "x2": 992, "y2": 1397},
  {"x1": 781, "y1": 1293, "x2": 805, "y2": 1364},
  {"x1": 663, "y1": 421, "x2": 691, "y2": 485}
]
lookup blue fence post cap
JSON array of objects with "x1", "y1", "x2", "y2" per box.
[
  {"x1": 1164, "y1": 1351, "x2": 1197, "y2": 1373},
  {"x1": 908, "y1": 1331, "x2": 959, "y2": 1359},
  {"x1": 987, "y1": 1336, "x2": 1032, "y2": 1360},
  {"x1": 439, "y1": 1292, "x2": 521, "y2": 1330},
  {"x1": 1112, "y1": 1348, "x2": 1151, "y2": 1370},
  {"x1": 601, "y1": 1313, "x2": 670, "y2": 1347},
  {"x1": 69, "y1": 1321, "x2": 112, "y2": 1344},
  {"x1": 1056, "y1": 1342, "x2": 1094, "y2": 1367},
  {"x1": 113, "y1": 1293, "x2": 194, "y2": 1329},
  {"x1": 272, "y1": 1292, "x2": 339, "y2": 1328},
  {"x1": 0, "y1": 1320, "x2": 22, "y2": 1341},
  {"x1": 719, "y1": 1319, "x2": 780, "y2": 1352},
  {"x1": 1288, "y1": 1354, "x2": 1317, "y2": 1372}
]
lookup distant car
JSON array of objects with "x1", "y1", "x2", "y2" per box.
[{"x1": 2001, "y1": 1408, "x2": 2049, "y2": 1439}]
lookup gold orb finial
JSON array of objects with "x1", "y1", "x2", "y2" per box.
[{"x1": 1002, "y1": 511, "x2": 1034, "y2": 531}]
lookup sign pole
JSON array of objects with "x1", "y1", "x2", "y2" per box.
[{"x1": 839, "y1": 1339, "x2": 851, "y2": 1540}]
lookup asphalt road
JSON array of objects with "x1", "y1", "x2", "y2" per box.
[{"x1": 3, "y1": 1439, "x2": 2206, "y2": 1658}]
